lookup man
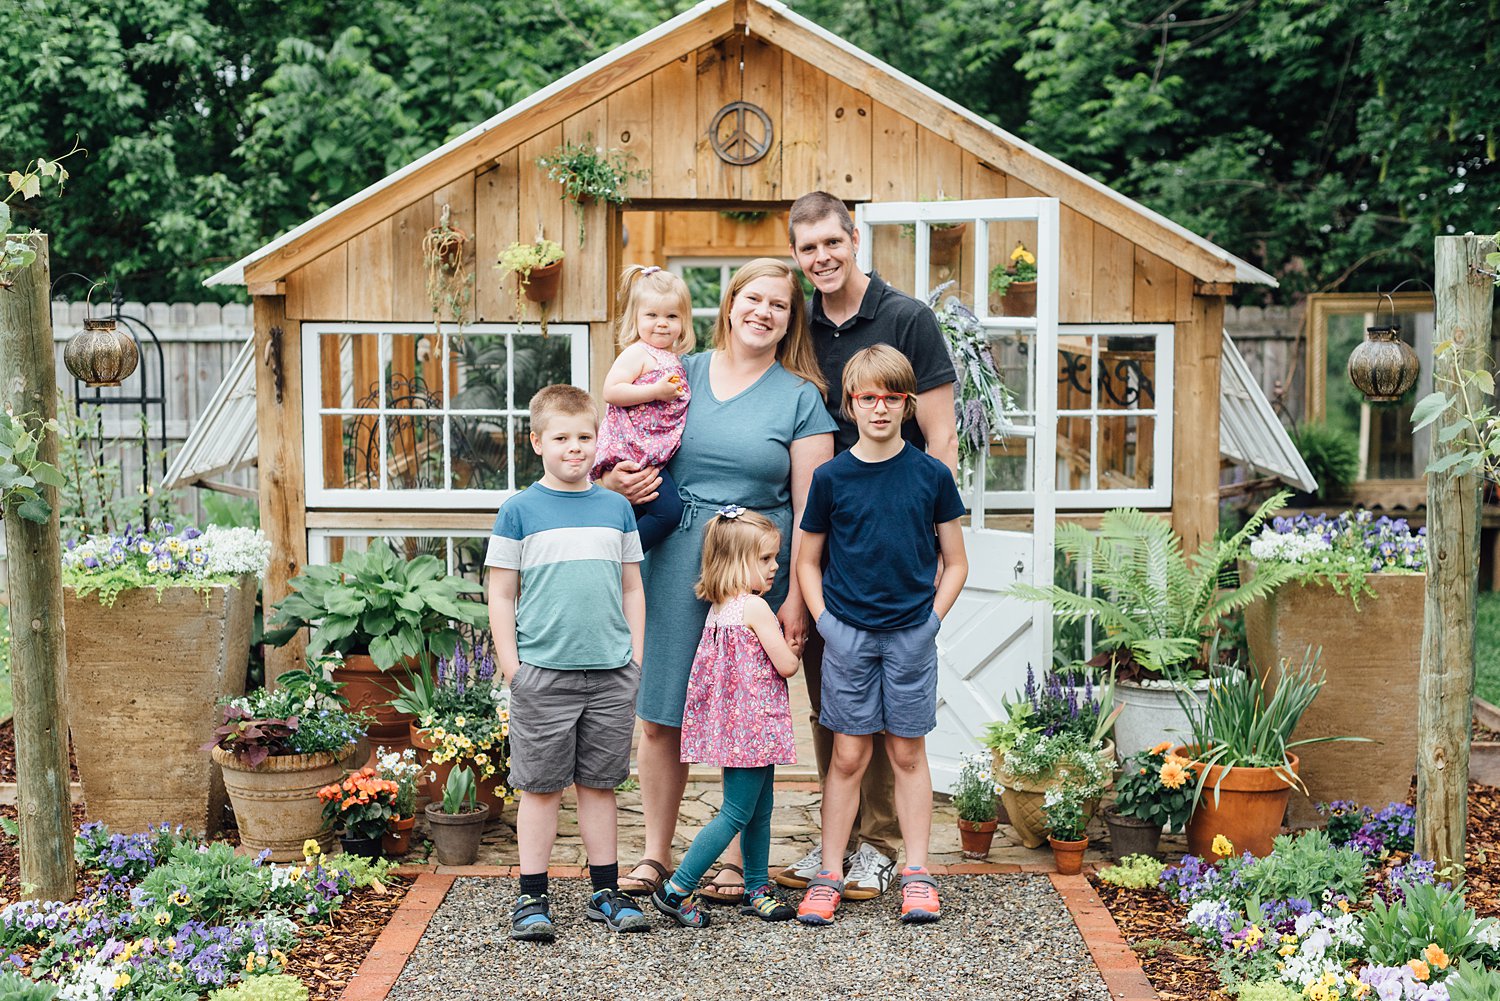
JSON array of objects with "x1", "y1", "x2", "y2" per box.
[{"x1": 776, "y1": 191, "x2": 959, "y2": 901}]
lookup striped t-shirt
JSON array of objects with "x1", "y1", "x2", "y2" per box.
[{"x1": 485, "y1": 483, "x2": 643, "y2": 670}]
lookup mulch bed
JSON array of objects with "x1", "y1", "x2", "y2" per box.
[
  {"x1": 0, "y1": 718, "x2": 79, "y2": 782},
  {"x1": 1093, "y1": 781, "x2": 1500, "y2": 1001},
  {"x1": 0, "y1": 803, "x2": 410, "y2": 1001}
]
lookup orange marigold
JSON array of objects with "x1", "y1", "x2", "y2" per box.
[
  {"x1": 1159, "y1": 760, "x2": 1189, "y2": 789},
  {"x1": 1149, "y1": 741, "x2": 1173, "y2": 755},
  {"x1": 1408, "y1": 960, "x2": 1430, "y2": 982},
  {"x1": 1423, "y1": 944, "x2": 1449, "y2": 970}
]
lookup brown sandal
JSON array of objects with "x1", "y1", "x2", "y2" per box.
[
  {"x1": 619, "y1": 858, "x2": 672, "y2": 897},
  {"x1": 697, "y1": 862, "x2": 745, "y2": 904}
]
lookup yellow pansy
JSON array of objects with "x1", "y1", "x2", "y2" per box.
[
  {"x1": 1211, "y1": 834, "x2": 1234, "y2": 857},
  {"x1": 154, "y1": 910, "x2": 171, "y2": 926},
  {"x1": 113, "y1": 973, "x2": 131, "y2": 990},
  {"x1": 303, "y1": 838, "x2": 323, "y2": 858},
  {"x1": 1010, "y1": 242, "x2": 1036, "y2": 265}
]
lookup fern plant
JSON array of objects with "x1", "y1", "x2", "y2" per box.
[{"x1": 1008, "y1": 491, "x2": 1299, "y2": 680}]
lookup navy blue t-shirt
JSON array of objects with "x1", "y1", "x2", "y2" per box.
[{"x1": 800, "y1": 443, "x2": 967, "y2": 631}]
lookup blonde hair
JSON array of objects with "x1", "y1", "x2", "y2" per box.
[
  {"x1": 615, "y1": 265, "x2": 695, "y2": 355},
  {"x1": 528, "y1": 384, "x2": 597, "y2": 436},
  {"x1": 840, "y1": 344, "x2": 919, "y2": 422},
  {"x1": 711, "y1": 259, "x2": 828, "y2": 395},
  {"x1": 694, "y1": 509, "x2": 781, "y2": 604}
]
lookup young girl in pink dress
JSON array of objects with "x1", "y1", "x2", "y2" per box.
[
  {"x1": 593, "y1": 265, "x2": 694, "y2": 550},
  {"x1": 651, "y1": 506, "x2": 800, "y2": 927}
]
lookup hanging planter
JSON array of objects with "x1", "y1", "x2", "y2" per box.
[
  {"x1": 496, "y1": 239, "x2": 565, "y2": 336},
  {"x1": 64, "y1": 317, "x2": 139, "y2": 388},
  {"x1": 1347, "y1": 324, "x2": 1419, "y2": 402},
  {"x1": 422, "y1": 204, "x2": 474, "y2": 336},
  {"x1": 535, "y1": 134, "x2": 648, "y2": 246}
]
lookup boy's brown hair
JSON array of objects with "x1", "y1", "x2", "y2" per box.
[
  {"x1": 528, "y1": 384, "x2": 597, "y2": 436},
  {"x1": 787, "y1": 191, "x2": 854, "y2": 246},
  {"x1": 694, "y1": 509, "x2": 781, "y2": 605},
  {"x1": 840, "y1": 344, "x2": 919, "y2": 422}
]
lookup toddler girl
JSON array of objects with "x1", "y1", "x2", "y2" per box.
[
  {"x1": 651, "y1": 506, "x2": 800, "y2": 927},
  {"x1": 593, "y1": 264, "x2": 694, "y2": 551}
]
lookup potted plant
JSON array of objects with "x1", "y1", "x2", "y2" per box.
[
  {"x1": 1242, "y1": 509, "x2": 1426, "y2": 825},
  {"x1": 1285, "y1": 423, "x2": 1359, "y2": 505},
  {"x1": 983, "y1": 667, "x2": 1120, "y2": 849},
  {"x1": 375, "y1": 747, "x2": 423, "y2": 856},
  {"x1": 1105, "y1": 742, "x2": 1197, "y2": 860},
  {"x1": 535, "y1": 134, "x2": 648, "y2": 245},
  {"x1": 424, "y1": 764, "x2": 491, "y2": 866},
  {"x1": 423, "y1": 203, "x2": 474, "y2": 336},
  {"x1": 392, "y1": 634, "x2": 512, "y2": 814},
  {"x1": 62, "y1": 523, "x2": 271, "y2": 834},
  {"x1": 1043, "y1": 774, "x2": 1100, "y2": 875},
  {"x1": 1174, "y1": 651, "x2": 1363, "y2": 858},
  {"x1": 952, "y1": 750, "x2": 1003, "y2": 858},
  {"x1": 495, "y1": 238, "x2": 565, "y2": 334},
  {"x1": 204, "y1": 666, "x2": 370, "y2": 860},
  {"x1": 930, "y1": 282, "x2": 1017, "y2": 464},
  {"x1": 263, "y1": 540, "x2": 489, "y2": 754},
  {"x1": 989, "y1": 242, "x2": 1038, "y2": 316},
  {"x1": 317, "y1": 766, "x2": 401, "y2": 858},
  {"x1": 1009, "y1": 491, "x2": 1298, "y2": 762}
]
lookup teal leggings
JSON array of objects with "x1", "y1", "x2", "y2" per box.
[{"x1": 668, "y1": 765, "x2": 775, "y2": 895}]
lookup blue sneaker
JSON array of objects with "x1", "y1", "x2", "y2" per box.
[
  {"x1": 586, "y1": 887, "x2": 651, "y2": 933},
  {"x1": 510, "y1": 893, "x2": 554, "y2": 942},
  {"x1": 651, "y1": 885, "x2": 710, "y2": 928}
]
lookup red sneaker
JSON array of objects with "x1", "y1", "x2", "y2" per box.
[
  {"x1": 899, "y1": 866, "x2": 941, "y2": 923},
  {"x1": 795, "y1": 872, "x2": 844, "y2": 926}
]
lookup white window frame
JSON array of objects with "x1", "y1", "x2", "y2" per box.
[
  {"x1": 301, "y1": 321, "x2": 589, "y2": 510},
  {"x1": 307, "y1": 527, "x2": 491, "y2": 576}
]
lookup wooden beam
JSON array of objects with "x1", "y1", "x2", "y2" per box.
[
  {"x1": 248, "y1": 281, "x2": 286, "y2": 296},
  {"x1": 0, "y1": 234, "x2": 76, "y2": 902},
  {"x1": 243, "y1": 3, "x2": 737, "y2": 284},
  {"x1": 1194, "y1": 280, "x2": 1235, "y2": 297},
  {"x1": 1416, "y1": 234, "x2": 1495, "y2": 868},
  {"x1": 1171, "y1": 294, "x2": 1225, "y2": 552},
  {"x1": 253, "y1": 296, "x2": 308, "y2": 686}
]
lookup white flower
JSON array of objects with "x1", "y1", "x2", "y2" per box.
[{"x1": 200, "y1": 525, "x2": 273, "y2": 577}]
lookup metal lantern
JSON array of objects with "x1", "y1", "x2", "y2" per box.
[
  {"x1": 64, "y1": 317, "x2": 139, "y2": 387},
  {"x1": 1347, "y1": 325, "x2": 1419, "y2": 403}
]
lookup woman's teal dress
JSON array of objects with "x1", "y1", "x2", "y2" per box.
[{"x1": 637, "y1": 351, "x2": 836, "y2": 727}]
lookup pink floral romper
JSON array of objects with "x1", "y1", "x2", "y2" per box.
[
  {"x1": 592, "y1": 343, "x2": 690, "y2": 475},
  {"x1": 679, "y1": 594, "x2": 797, "y2": 768}
]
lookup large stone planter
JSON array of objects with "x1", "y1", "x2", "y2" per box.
[
  {"x1": 64, "y1": 578, "x2": 256, "y2": 834},
  {"x1": 1114, "y1": 678, "x2": 1212, "y2": 763},
  {"x1": 1244, "y1": 572, "x2": 1424, "y2": 826},
  {"x1": 212, "y1": 743, "x2": 359, "y2": 861},
  {"x1": 994, "y1": 740, "x2": 1114, "y2": 849}
]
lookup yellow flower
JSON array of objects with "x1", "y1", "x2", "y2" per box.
[
  {"x1": 1211, "y1": 834, "x2": 1234, "y2": 857},
  {"x1": 245, "y1": 953, "x2": 258, "y2": 973},
  {"x1": 154, "y1": 910, "x2": 171, "y2": 926},
  {"x1": 1149, "y1": 741, "x2": 1173, "y2": 755},
  {"x1": 1010, "y1": 242, "x2": 1035, "y2": 265},
  {"x1": 1423, "y1": 943, "x2": 1449, "y2": 969},
  {"x1": 1337, "y1": 898, "x2": 1349, "y2": 913},
  {"x1": 288, "y1": 866, "x2": 304, "y2": 883},
  {"x1": 474, "y1": 753, "x2": 489, "y2": 766},
  {"x1": 272, "y1": 949, "x2": 287, "y2": 965},
  {"x1": 1351, "y1": 984, "x2": 1370, "y2": 1000},
  {"x1": 1279, "y1": 943, "x2": 1297, "y2": 957},
  {"x1": 169, "y1": 961, "x2": 184, "y2": 976},
  {"x1": 433, "y1": 728, "x2": 447, "y2": 740},
  {"x1": 303, "y1": 838, "x2": 323, "y2": 858},
  {"x1": 1408, "y1": 959, "x2": 1430, "y2": 981},
  {"x1": 454, "y1": 716, "x2": 467, "y2": 727},
  {"x1": 113, "y1": 973, "x2": 131, "y2": 990},
  {"x1": 165, "y1": 938, "x2": 177, "y2": 951},
  {"x1": 171, "y1": 890, "x2": 191, "y2": 906}
]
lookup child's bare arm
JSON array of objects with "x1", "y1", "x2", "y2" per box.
[
  {"x1": 602, "y1": 344, "x2": 682, "y2": 406},
  {"x1": 796, "y1": 530, "x2": 827, "y2": 622},
  {"x1": 486, "y1": 567, "x2": 523, "y2": 684},
  {"x1": 932, "y1": 519, "x2": 969, "y2": 619},
  {"x1": 622, "y1": 561, "x2": 645, "y2": 667},
  {"x1": 744, "y1": 595, "x2": 800, "y2": 678}
]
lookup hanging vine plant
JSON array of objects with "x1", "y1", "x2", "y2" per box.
[
  {"x1": 422, "y1": 204, "x2": 474, "y2": 336},
  {"x1": 535, "y1": 135, "x2": 648, "y2": 247}
]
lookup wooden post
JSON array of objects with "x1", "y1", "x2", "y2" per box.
[
  {"x1": 1416, "y1": 234, "x2": 1495, "y2": 867},
  {"x1": 0, "y1": 234, "x2": 77, "y2": 901}
]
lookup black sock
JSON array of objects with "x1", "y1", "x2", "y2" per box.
[
  {"x1": 519, "y1": 872, "x2": 548, "y2": 899},
  {"x1": 589, "y1": 862, "x2": 618, "y2": 893}
]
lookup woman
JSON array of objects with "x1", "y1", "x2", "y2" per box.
[{"x1": 602, "y1": 259, "x2": 835, "y2": 900}]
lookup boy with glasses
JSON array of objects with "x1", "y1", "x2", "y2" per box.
[{"x1": 794, "y1": 345, "x2": 968, "y2": 926}]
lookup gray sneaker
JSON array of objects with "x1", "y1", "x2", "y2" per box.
[
  {"x1": 843, "y1": 843, "x2": 896, "y2": 900},
  {"x1": 773, "y1": 845, "x2": 824, "y2": 888}
]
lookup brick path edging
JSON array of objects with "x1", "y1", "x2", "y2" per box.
[{"x1": 340, "y1": 864, "x2": 1159, "y2": 1001}]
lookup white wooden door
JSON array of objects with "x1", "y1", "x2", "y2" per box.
[{"x1": 855, "y1": 198, "x2": 1060, "y2": 792}]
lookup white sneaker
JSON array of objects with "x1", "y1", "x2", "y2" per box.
[
  {"x1": 843, "y1": 843, "x2": 896, "y2": 901},
  {"x1": 773, "y1": 845, "x2": 824, "y2": 888}
]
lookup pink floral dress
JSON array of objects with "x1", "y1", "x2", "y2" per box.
[
  {"x1": 679, "y1": 594, "x2": 797, "y2": 768},
  {"x1": 592, "y1": 343, "x2": 690, "y2": 476}
]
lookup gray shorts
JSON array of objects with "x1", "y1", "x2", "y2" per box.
[
  {"x1": 815, "y1": 610, "x2": 941, "y2": 739},
  {"x1": 508, "y1": 660, "x2": 640, "y2": 794}
]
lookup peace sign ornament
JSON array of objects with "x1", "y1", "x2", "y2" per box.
[{"x1": 710, "y1": 101, "x2": 775, "y2": 166}]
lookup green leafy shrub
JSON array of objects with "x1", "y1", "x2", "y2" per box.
[
  {"x1": 1361, "y1": 879, "x2": 1493, "y2": 969},
  {"x1": 1229, "y1": 981, "x2": 1301, "y2": 1001},
  {"x1": 1239, "y1": 830, "x2": 1367, "y2": 904},
  {"x1": 1449, "y1": 959, "x2": 1500, "y2": 1001},
  {"x1": 207, "y1": 974, "x2": 309, "y2": 1001},
  {"x1": 1098, "y1": 854, "x2": 1166, "y2": 889},
  {"x1": 322, "y1": 853, "x2": 398, "y2": 890},
  {"x1": 0, "y1": 971, "x2": 58, "y2": 1001},
  {"x1": 139, "y1": 841, "x2": 271, "y2": 926},
  {"x1": 1288, "y1": 422, "x2": 1359, "y2": 501}
]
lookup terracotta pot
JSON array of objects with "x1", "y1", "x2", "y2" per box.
[
  {"x1": 522, "y1": 260, "x2": 563, "y2": 304},
  {"x1": 1244, "y1": 569, "x2": 1424, "y2": 826},
  {"x1": 957, "y1": 818, "x2": 999, "y2": 859},
  {"x1": 994, "y1": 740, "x2": 1114, "y2": 849},
  {"x1": 425, "y1": 801, "x2": 491, "y2": 866},
  {"x1": 1177, "y1": 747, "x2": 1300, "y2": 859},
  {"x1": 383, "y1": 815, "x2": 416, "y2": 856},
  {"x1": 929, "y1": 222, "x2": 967, "y2": 259},
  {"x1": 339, "y1": 834, "x2": 383, "y2": 859},
  {"x1": 66, "y1": 578, "x2": 256, "y2": 835},
  {"x1": 1049, "y1": 836, "x2": 1088, "y2": 875},
  {"x1": 409, "y1": 723, "x2": 507, "y2": 814},
  {"x1": 1103, "y1": 808, "x2": 1163, "y2": 861},
  {"x1": 997, "y1": 280, "x2": 1037, "y2": 317},
  {"x1": 333, "y1": 654, "x2": 416, "y2": 756},
  {"x1": 212, "y1": 743, "x2": 359, "y2": 861}
]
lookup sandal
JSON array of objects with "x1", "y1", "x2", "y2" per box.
[
  {"x1": 696, "y1": 862, "x2": 745, "y2": 904},
  {"x1": 619, "y1": 858, "x2": 673, "y2": 897}
]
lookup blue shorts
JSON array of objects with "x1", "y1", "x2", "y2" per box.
[{"x1": 814, "y1": 610, "x2": 940, "y2": 738}]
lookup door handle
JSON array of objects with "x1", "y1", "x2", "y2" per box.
[{"x1": 1013, "y1": 559, "x2": 1025, "y2": 578}]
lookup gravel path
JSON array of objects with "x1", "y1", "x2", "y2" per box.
[{"x1": 388, "y1": 875, "x2": 1112, "y2": 1001}]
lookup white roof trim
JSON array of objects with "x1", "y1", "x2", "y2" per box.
[
  {"x1": 208, "y1": 0, "x2": 1276, "y2": 289},
  {"x1": 162, "y1": 337, "x2": 259, "y2": 490},
  {"x1": 1219, "y1": 330, "x2": 1316, "y2": 492}
]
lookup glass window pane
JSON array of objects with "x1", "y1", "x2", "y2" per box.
[
  {"x1": 984, "y1": 438, "x2": 1030, "y2": 492},
  {"x1": 1056, "y1": 336, "x2": 1093, "y2": 412},
  {"x1": 1097, "y1": 335, "x2": 1157, "y2": 411},
  {"x1": 512, "y1": 334, "x2": 572, "y2": 405},
  {"x1": 1057, "y1": 416, "x2": 1092, "y2": 491},
  {"x1": 321, "y1": 333, "x2": 381, "y2": 409},
  {"x1": 1097, "y1": 414, "x2": 1154, "y2": 490},
  {"x1": 450, "y1": 333, "x2": 508, "y2": 411},
  {"x1": 513, "y1": 415, "x2": 542, "y2": 488},
  {"x1": 452, "y1": 414, "x2": 509, "y2": 490},
  {"x1": 988, "y1": 332, "x2": 1033, "y2": 418},
  {"x1": 384, "y1": 411, "x2": 445, "y2": 490},
  {"x1": 323, "y1": 414, "x2": 380, "y2": 490}
]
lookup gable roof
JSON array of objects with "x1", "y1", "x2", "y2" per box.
[{"x1": 207, "y1": 0, "x2": 1276, "y2": 289}]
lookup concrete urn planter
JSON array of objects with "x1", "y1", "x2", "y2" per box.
[
  {"x1": 64, "y1": 578, "x2": 256, "y2": 835},
  {"x1": 1113, "y1": 677, "x2": 1213, "y2": 763},
  {"x1": 1244, "y1": 572, "x2": 1424, "y2": 826},
  {"x1": 212, "y1": 743, "x2": 360, "y2": 861}
]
